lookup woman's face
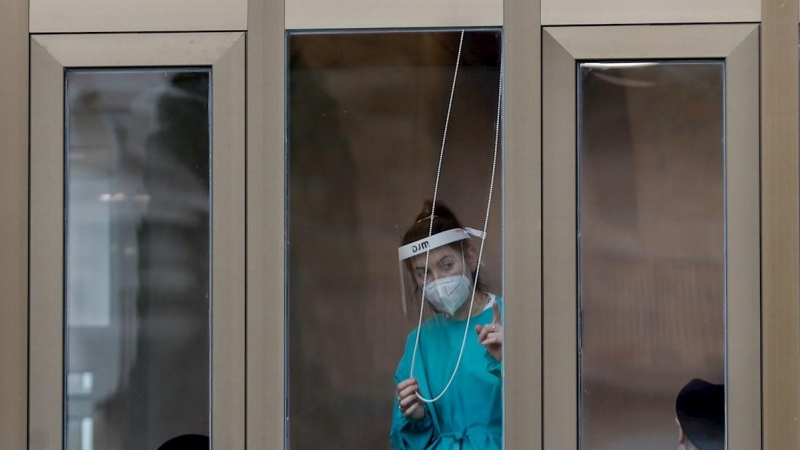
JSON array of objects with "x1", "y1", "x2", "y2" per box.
[{"x1": 408, "y1": 243, "x2": 475, "y2": 287}]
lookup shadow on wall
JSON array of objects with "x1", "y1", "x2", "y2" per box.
[{"x1": 288, "y1": 40, "x2": 370, "y2": 449}]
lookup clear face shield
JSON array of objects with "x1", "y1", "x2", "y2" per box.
[{"x1": 398, "y1": 227, "x2": 485, "y2": 316}]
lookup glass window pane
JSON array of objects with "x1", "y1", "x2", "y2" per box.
[
  {"x1": 65, "y1": 69, "x2": 211, "y2": 450},
  {"x1": 578, "y1": 61, "x2": 726, "y2": 450},
  {"x1": 288, "y1": 31, "x2": 503, "y2": 449}
]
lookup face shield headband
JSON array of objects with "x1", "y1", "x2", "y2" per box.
[{"x1": 397, "y1": 227, "x2": 485, "y2": 314}]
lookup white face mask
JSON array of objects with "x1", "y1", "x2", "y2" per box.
[{"x1": 424, "y1": 274, "x2": 472, "y2": 315}]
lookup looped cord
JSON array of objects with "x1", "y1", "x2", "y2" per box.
[{"x1": 409, "y1": 31, "x2": 503, "y2": 403}]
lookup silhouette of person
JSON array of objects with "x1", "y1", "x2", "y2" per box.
[
  {"x1": 157, "y1": 434, "x2": 209, "y2": 450},
  {"x1": 676, "y1": 379, "x2": 725, "y2": 450}
]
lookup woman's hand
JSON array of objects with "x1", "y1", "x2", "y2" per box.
[
  {"x1": 476, "y1": 302, "x2": 503, "y2": 362},
  {"x1": 396, "y1": 378, "x2": 425, "y2": 420}
]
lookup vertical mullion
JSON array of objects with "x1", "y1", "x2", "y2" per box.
[
  {"x1": 542, "y1": 29, "x2": 578, "y2": 450},
  {"x1": 761, "y1": 0, "x2": 800, "y2": 448},
  {"x1": 504, "y1": 0, "x2": 544, "y2": 447},
  {"x1": 29, "y1": 39, "x2": 66, "y2": 450},
  {"x1": 725, "y1": 26, "x2": 762, "y2": 450},
  {"x1": 0, "y1": 0, "x2": 29, "y2": 446},
  {"x1": 213, "y1": 34, "x2": 247, "y2": 450},
  {"x1": 246, "y1": 0, "x2": 286, "y2": 447}
]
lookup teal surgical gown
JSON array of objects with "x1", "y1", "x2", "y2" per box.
[{"x1": 390, "y1": 295, "x2": 502, "y2": 450}]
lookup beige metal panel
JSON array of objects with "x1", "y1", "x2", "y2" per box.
[
  {"x1": 0, "y1": 0, "x2": 28, "y2": 446},
  {"x1": 542, "y1": 24, "x2": 761, "y2": 450},
  {"x1": 29, "y1": 0, "x2": 245, "y2": 33},
  {"x1": 212, "y1": 34, "x2": 247, "y2": 450},
  {"x1": 32, "y1": 33, "x2": 243, "y2": 67},
  {"x1": 724, "y1": 27, "x2": 761, "y2": 450},
  {"x1": 504, "y1": 0, "x2": 542, "y2": 447},
  {"x1": 29, "y1": 32, "x2": 247, "y2": 450},
  {"x1": 762, "y1": 0, "x2": 800, "y2": 448},
  {"x1": 542, "y1": 29, "x2": 578, "y2": 450},
  {"x1": 30, "y1": 38, "x2": 67, "y2": 450},
  {"x1": 545, "y1": 25, "x2": 758, "y2": 60},
  {"x1": 246, "y1": 0, "x2": 285, "y2": 445},
  {"x1": 541, "y1": 0, "x2": 759, "y2": 26},
  {"x1": 286, "y1": 0, "x2": 501, "y2": 30}
]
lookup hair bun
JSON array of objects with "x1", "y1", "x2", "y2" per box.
[{"x1": 415, "y1": 199, "x2": 457, "y2": 223}]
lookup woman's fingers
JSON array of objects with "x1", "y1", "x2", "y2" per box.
[
  {"x1": 399, "y1": 392, "x2": 419, "y2": 409},
  {"x1": 481, "y1": 331, "x2": 503, "y2": 345},
  {"x1": 397, "y1": 378, "x2": 421, "y2": 412},
  {"x1": 478, "y1": 325, "x2": 504, "y2": 346},
  {"x1": 479, "y1": 328, "x2": 490, "y2": 342},
  {"x1": 396, "y1": 380, "x2": 425, "y2": 420},
  {"x1": 474, "y1": 308, "x2": 504, "y2": 362},
  {"x1": 398, "y1": 384, "x2": 419, "y2": 401},
  {"x1": 403, "y1": 402, "x2": 421, "y2": 418},
  {"x1": 396, "y1": 378, "x2": 417, "y2": 392},
  {"x1": 477, "y1": 323, "x2": 501, "y2": 342}
]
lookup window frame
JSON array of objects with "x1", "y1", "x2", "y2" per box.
[
  {"x1": 542, "y1": 24, "x2": 761, "y2": 450},
  {"x1": 29, "y1": 32, "x2": 246, "y2": 450},
  {"x1": 247, "y1": 0, "x2": 543, "y2": 448}
]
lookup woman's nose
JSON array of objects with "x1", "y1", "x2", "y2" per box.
[{"x1": 426, "y1": 272, "x2": 442, "y2": 283}]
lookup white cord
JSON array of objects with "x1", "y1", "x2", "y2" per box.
[{"x1": 409, "y1": 33, "x2": 503, "y2": 404}]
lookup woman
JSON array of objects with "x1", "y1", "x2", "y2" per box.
[{"x1": 390, "y1": 201, "x2": 503, "y2": 450}]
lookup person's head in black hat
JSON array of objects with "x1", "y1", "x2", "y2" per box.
[
  {"x1": 157, "y1": 434, "x2": 209, "y2": 450},
  {"x1": 675, "y1": 378, "x2": 725, "y2": 450}
]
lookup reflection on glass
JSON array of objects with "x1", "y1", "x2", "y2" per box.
[
  {"x1": 578, "y1": 61, "x2": 725, "y2": 450},
  {"x1": 288, "y1": 32, "x2": 502, "y2": 449},
  {"x1": 66, "y1": 69, "x2": 211, "y2": 450}
]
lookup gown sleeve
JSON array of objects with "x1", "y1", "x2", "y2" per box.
[
  {"x1": 485, "y1": 351, "x2": 502, "y2": 379},
  {"x1": 390, "y1": 332, "x2": 434, "y2": 450}
]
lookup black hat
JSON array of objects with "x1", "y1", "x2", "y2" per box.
[
  {"x1": 157, "y1": 434, "x2": 209, "y2": 450},
  {"x1": 676, "y1": 379, "x2": 725, "y2": 450}
]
